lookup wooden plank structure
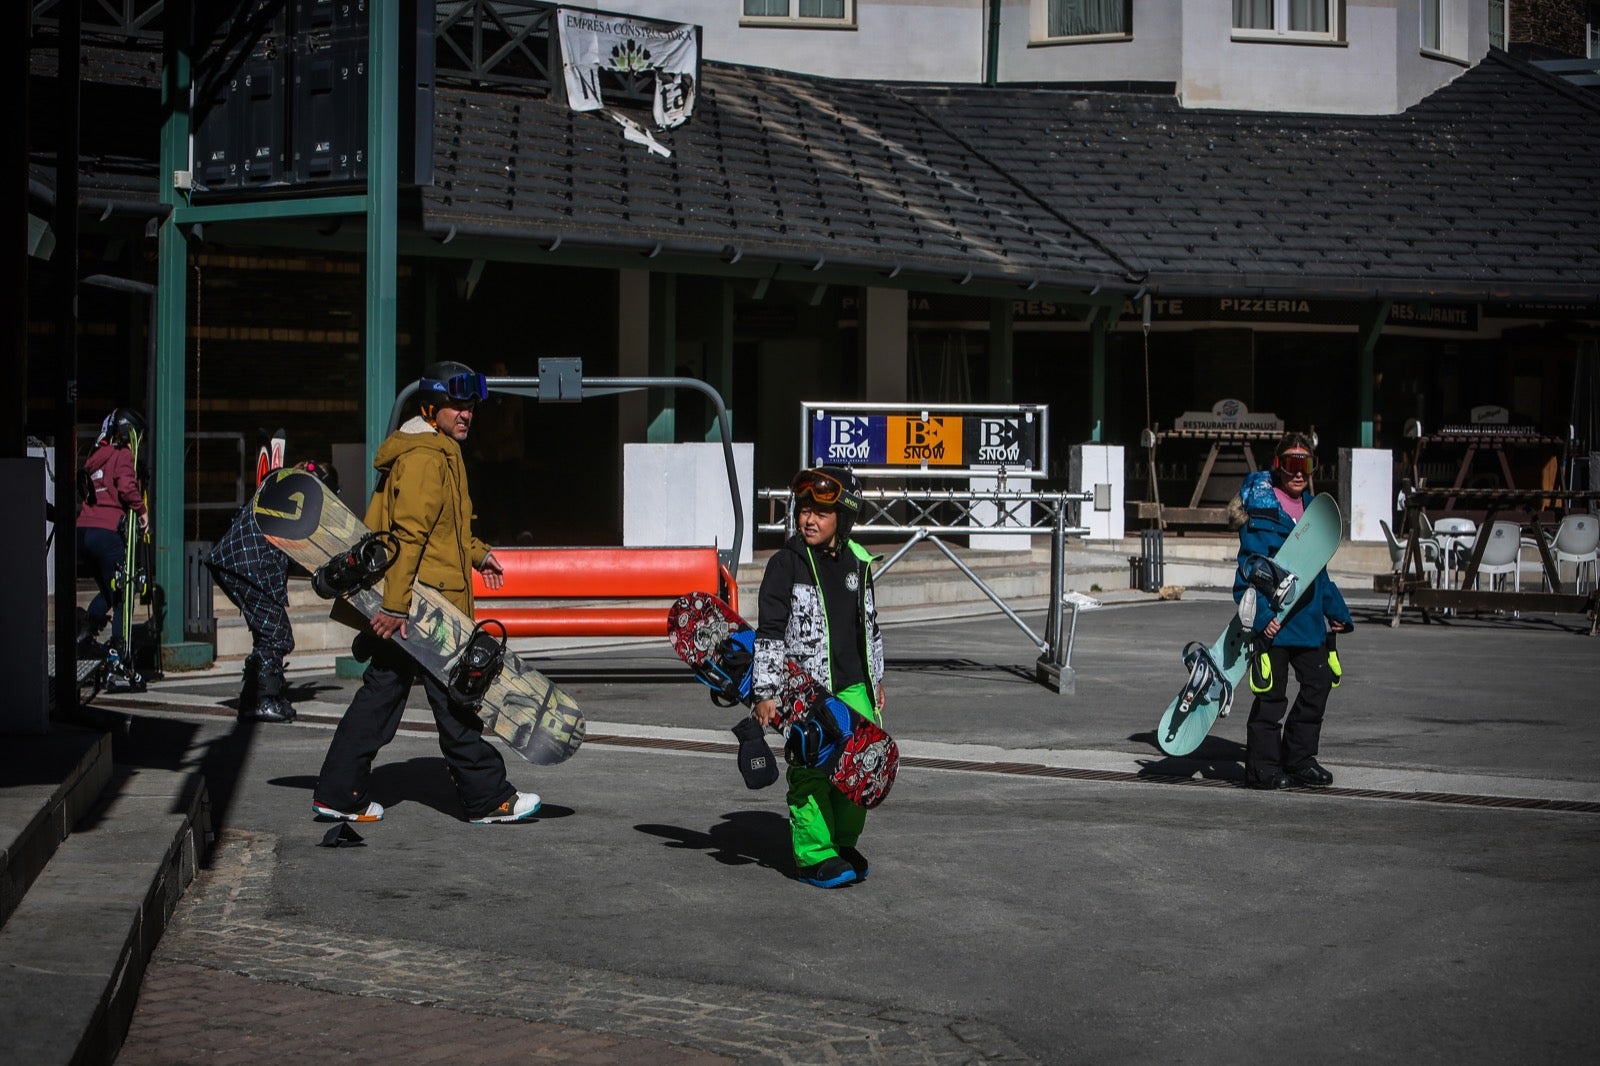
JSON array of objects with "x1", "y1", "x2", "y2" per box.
[
  {"x1": 1390, "y1": 485, "x2": 1600, "y2": 634},
  {"x1": 1133, "y1": 425, "x2": 1284, "y2": 529}
]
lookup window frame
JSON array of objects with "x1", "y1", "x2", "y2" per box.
[
  {"x1": 739, "y1": 0, "x2": 857, "y2": 29},
  {"x1": 1032, "y1": 0, "x2": 1134, "y2": 45},
  {"x1": 1487, "y1": 0, "x2": 1506, "y2": 52},
  {"x1": 1419, "y1": 0, "x2": 1469, "y2": 62},
  {"x1": 1230, "y1": 0, "x2": 1343, "y2": 44}
]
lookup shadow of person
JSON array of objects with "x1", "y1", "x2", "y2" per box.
[
  {"x1": 272, "y1": 757, "x2": 577, "y2": 821},
  {"x1": 636, "y1": 810, "x2": 793, "y2": 876}
]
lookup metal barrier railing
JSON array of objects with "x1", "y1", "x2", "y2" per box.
[{"x1": 759, "y1": 485, "x2": 1093, "y2": 695}]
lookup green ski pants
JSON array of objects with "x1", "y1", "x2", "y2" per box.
[{"x1": 788, "y1": 683, "x2": 876, "y2": 868}]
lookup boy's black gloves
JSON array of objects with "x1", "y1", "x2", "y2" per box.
[{"x1": 732, "y1": 716, "x2": 780, "y2": 789}]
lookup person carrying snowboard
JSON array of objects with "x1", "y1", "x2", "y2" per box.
[
  {"x1": 311, "y1": 361, "x2": 540, "y2": 825},
  {"x1": 1230, "y1": 433, "x2": 1352, "y2": 790},
  {"x1": 207, "y1": 460, "x2": 340, "y2": 723},
  {"x1": 77, "y1": 408, "x2": 150, "y2": 691},
  {"x1": 753, "y1": 465, "x2": 885, "y2": 888}
]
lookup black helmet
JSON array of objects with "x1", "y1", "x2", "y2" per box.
[
  {"x1": 302, "y1": 460, "x2": 340, "y2": 494},
  {"x1": 417, "y1": 361, "x2": 487, "y2": 414},
  {"x1": 791, "y1": 465, "x2": 864, "y2": 539},
  {"x1": 101, "y1": 408, "x2": 147, "y2": 447}
]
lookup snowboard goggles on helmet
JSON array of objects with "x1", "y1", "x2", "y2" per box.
[
  {"x1": 791, "y1": 469, "x2": 849, "y2": 506},
  {"x1": 421, "y1": 371, "x2": 488, "y2": 404},
  {"x1": 1274, "y1": 452, "x2": 1316, "y2": 477}
]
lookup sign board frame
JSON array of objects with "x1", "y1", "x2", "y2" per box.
[{"x1": 800, "y1": 402, "x2": 1049, "y2": 480}]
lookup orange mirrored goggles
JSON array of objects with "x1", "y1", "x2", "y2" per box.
[
  {"x1": 791, "y1": 469, "x2": 846, "y2": 506},
  {"x1": 1275, "y1": 453, "x2": 1316, "y2": 477}
]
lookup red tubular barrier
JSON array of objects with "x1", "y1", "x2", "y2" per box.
[{"x1": 472, "y1": 546, "x2": 736, "y2": 637}]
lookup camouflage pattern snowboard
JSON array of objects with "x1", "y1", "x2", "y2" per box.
[{"x1": 253, "y1": 468, "x2": 584, "y2": 765}]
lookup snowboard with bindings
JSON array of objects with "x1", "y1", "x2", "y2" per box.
[
  {"x1": 667, "y1": 591, "x2": 898, "y2": 809},
  {"x1": 252, "y1": 467, "x2": 584, "y2": 765},
  {"x1": 1154, "y1": 492, "x2": 1343, "y2": 757}
]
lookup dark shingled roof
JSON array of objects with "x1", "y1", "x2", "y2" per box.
[
  {"x1": 36, "y1": 42, "x2": 1600, "y2": 305},
  {"x1": 893, "y1": 51, "x2": 1600, "y2": 302},
  {"x1": 423, "y1": 62, "x2": 1138, "y2": 294}
]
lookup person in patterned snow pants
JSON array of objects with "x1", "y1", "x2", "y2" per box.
[{"x1": 207, "y1": 460, "x2": 339, "y2": 723}]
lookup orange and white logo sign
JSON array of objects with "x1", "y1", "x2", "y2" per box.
[{"x1": 889, "y1": 416, "x2": 963, "y2": 466}]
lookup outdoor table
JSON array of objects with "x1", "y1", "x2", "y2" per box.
[{"x1": 1391, "y1": 486, "x2": 1600, "y2": 634}]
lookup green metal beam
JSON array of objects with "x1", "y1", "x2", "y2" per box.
[
  {"x1": 1090, "y1": 315, "x2": 1109, "y2": 442},
  {"x1": 173, "y1": 194, "x2": 368, "y2": 225},
  {"x1": 365, "y1": 0, "x2": 400, "y2": 497},
  {"x1": 1357, "y1": 300, "x2": 1392, "y2": 448},
  {"x1": 988, "y1": 297, "x2": 1013, "y2": 402},
  {"x1": 647, "y1": 273, "x2": 677, "y2": 442},
  {"x1": 154, "y1": 11, "x2": 191, "y2": 648}
]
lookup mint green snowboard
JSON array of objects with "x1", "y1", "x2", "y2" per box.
[{"x1": 1155, "y1": 493, "x2": 1343, "y2": 757}]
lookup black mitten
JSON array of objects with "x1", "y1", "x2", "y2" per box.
[{"x1": 732, "y1": 716, "x2": 779, "y2": 789}]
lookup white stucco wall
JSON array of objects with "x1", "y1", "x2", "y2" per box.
[
  {"x1": 614, "y1": 0, "x2": 1488, "y2": 114},
  {"x1": 998, "y1": 0, "x2": 1184, "y2": 85},
  {"x1": 620, "y1": 0, "x2": 986, "y2": 82}
]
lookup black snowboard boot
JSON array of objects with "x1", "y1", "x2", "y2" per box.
[
  {"x1": 76, "y1": 608, "x2": 109, "y2": 656},
  {"x1": 237, "y1": 653, "x2": 262, "y2": 718},
  {"x1": 246, "y1": 660, "x2": 295, "y2": 723}
]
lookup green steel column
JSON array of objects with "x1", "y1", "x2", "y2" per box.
[
  {"x1": 987, "y1": 297, "x2": 1014, "y2": 402},
  {"x1": 1090, "y1": 314, "x2": 1108, "y2": 443},
  {"x1": 1357, "y1": 301, "x2": 1392, "y2": 449},
  {"x1": 648, "y1": 273, "x2": 677, "y2": 442},
  {"x1": 705, "y1": 280, "x2": 734, "y2": 440},
  {"x1": 155, "y1": 9, "x2": 191, "y2": 647},
  {"x1": 365, "y1": 0, "x2": 400, "y2": 496}
]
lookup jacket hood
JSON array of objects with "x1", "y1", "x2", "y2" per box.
[{"x1": 373, "y1": 416, "x2": 451, "y2": 474}]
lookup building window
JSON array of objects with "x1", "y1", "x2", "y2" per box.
[
  {"x1": 741, "y1": 0, "x2": 854, "y2": 25},
  {"x1": 1232, "y1": 0, "x2": 1339, "y2": 40},
  {"x1": 1589, "y1": 1, "x2": 1600, "y2": 58},
  {"x1": 1420, "y1": 0, "x2": 1468, "y2": 59},
  {"x1": 1043, "y1": 0, "x2": 1132, "y2": 39},
  {"x1": 1487, "y1": 0, "x2": 1505, "y2": 51}
]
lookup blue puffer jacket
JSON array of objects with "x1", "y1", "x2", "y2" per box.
[{"x1": 1232, "y1": 471, "x2": 1352, "y2": 648}]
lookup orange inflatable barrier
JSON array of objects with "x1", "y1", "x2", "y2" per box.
[{"x1": 471, "y1": 546, "x2": 737, "y2": 638}]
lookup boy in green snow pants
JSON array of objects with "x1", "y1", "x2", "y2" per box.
[{"x1": 753, "y1": 466, "x2": 885, "y2": 889}]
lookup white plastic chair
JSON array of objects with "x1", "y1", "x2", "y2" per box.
[
  {"x1": 1550, "y1": 514, "x2": 1599, "y2": 593},
  {"x1": 1380, "y1": 519, "x2": 1440, "y2": 583},
  {"x1": 1465, "y1": 520, "x2": 1524, "y2": 593},
  {"x1": 1429, "y1": 516, "x2": 1478, "y2": 589}
]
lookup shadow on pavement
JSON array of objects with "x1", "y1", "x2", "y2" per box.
[{"x1": 635, "y1": 810, "x2": 793, "y2": 876}]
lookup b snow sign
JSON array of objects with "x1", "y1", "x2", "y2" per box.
[{"x1": 801, "y1": 403, "x2": 1048, "y2": 478}]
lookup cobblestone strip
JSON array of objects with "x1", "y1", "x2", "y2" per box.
[{"x1": 153, "y1": 831, "x2": 1035, "y2": 1065}]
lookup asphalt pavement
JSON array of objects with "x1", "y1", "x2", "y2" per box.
[{"x1": 99, "y1": 592, "x2": 1600, "y2": 1064}]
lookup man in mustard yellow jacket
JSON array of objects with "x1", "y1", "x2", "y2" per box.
[{"x1": 312, "y1": 362, "x2": 541, "y2": 825}]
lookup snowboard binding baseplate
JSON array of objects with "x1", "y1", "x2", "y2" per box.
[
  {"x1": 311, "y1": 531, "x2": 400, "y2": 599},
  {"x1": 1166, "y1": 640, "x2": 1235, "y2": 743},
  {"x1": 448, "y1": 619, "x2": 508, "y2": 711}
]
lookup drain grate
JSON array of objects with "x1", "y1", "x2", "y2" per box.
[{"x1": 586, "y1": 735, "x2": 1600, "y2": 814}]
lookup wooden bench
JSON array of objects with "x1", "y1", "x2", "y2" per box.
[{"x1": 471, "y1": 546, "x2": 738, "y2": 637}]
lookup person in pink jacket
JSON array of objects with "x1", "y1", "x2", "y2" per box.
[{"x1": 77, "y1": 409, "x2": 148, "y2": 650}]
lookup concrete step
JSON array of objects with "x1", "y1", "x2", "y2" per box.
[
  {"x1": 0, "y1": 760, "x2": 210, "y2": 1066},
  {"x1": 0, "y1": 727, "x2": 114, "y2": 929}
]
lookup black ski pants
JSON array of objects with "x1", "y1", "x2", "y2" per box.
[
  {"x1": 314, "y1": 638, "x2": 516, "y2": 819},
  {"x1": 1245, "y1": 643, "x2": 1334, "y2": 780}
]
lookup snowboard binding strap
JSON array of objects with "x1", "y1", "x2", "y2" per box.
[
  {"x1": 312, "y1": 531, "x2": 400, "y2": 599},
  {"x1": 448, "y1": 619, "x2": 508, "y2": 711},
  {"x1": 1176, "y1": 640, "x2": 1235, "y2": 720}
]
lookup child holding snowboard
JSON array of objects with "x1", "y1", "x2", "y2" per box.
[
  {"x1": 753, "y1": 465, "x2": 885, "y2": 888},
  {"x1": 1230, "y1": 433, "x2": 1352, "y2": 790}
]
